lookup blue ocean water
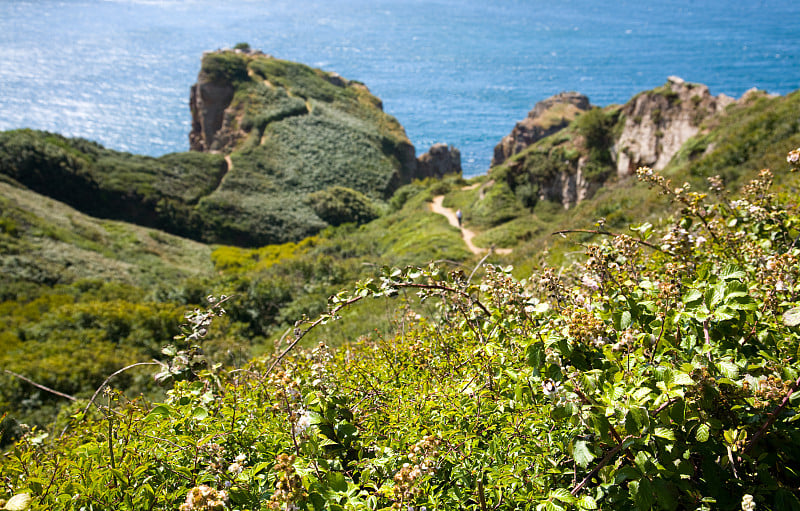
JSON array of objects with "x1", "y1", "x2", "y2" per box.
[{"x1": 0, "y1": 0, "x2": 798, "y2": 176}]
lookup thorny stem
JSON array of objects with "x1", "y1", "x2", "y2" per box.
[
  {"x1": 571, "y1": 435, "x2": 637, "y2": 496},
  {"x1": 61, "y1": 362, "x2": 161, "y2": 438},
  {"x1": 743, "y1": 375, "x2": 800, "y2": 455},
  {"x1": 552, "y1": 228, "x2": 673, "y2": 256}
]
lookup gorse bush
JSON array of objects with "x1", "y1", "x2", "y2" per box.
[{"x1": 2, "y1": 149, "x2": 800, "y2": 509}]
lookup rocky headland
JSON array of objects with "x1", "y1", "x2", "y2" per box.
[{"x1": 485, "y1": 76, "x2": 757, "y2": 210}]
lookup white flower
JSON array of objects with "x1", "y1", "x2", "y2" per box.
[
  {"x1": 582, "y1": 274, "x2": 600, "y2": 290},
  {"x1": 227, "y1": 462, "x2": 243, "y2": 475},
  {"x1": 235, "y1": 453, "x2": 246, "y2": 463},
  {"x1": 293, "y1": 409, "x2": 313, "y2": 436},
  {"x1": 542, "y1": 379, "x2": 562, "y2": 398},
  {"x1": 741, "y1": 493, "x2": 755, "y2": 511}
]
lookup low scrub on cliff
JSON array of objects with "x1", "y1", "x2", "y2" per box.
[
  {"x1": 184, "y1": 52, "x2": 419, "y2": 246},
  {"x1": 0, "y1": 129, "x2": 227, "y2": 240},
  {"x1": 3, "y1": 153, "x2": 800, "y2": 510}
]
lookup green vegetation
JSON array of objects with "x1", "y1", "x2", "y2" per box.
[
  {"x1": 201, "y1": 51, "x2": 249, "y2": 83},
  {"x1": 3, "y1": 156, "x2": 800, "y2": 509},
  {"x1": 2, "y1": 53, "x2": 800, "y2": 510},
  {"x1": 0, "y1": 52, "x2": 420, "y2": 247},
  {"x1": 0, "y1": 129, "x2": 226, "y2": 240},
  {"x1": 307, "y1": 186, "x2": 380, "y2": 227},
  {"x1": 0, "y1": 172, "x2": 474, "y2": 432}
]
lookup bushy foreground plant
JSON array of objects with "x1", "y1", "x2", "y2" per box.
[{"x1": 2, "y1": 151, "x2": 800, "y2": 509}]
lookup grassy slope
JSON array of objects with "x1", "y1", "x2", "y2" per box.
[
  {"x1": 195, "y1": 53, "x2": 417, "y2": 245},
  {"x1": 1, "y1": 74, "x2": 798, "y2": 439},
  {"x1": 0, "y1": 170, "x2": 475, "y2": 429}
]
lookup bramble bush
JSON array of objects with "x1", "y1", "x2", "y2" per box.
[{"x1": 1, "y1": 149, "x2": 800, "y2": 509}]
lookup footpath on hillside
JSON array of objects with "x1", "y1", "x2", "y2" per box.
[{"x1": 430, "y1": 195, "x2": 512, "y2": 256}]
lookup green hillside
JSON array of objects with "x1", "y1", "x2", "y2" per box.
[
  {"x1": 1, "y1": 55, "x2": 800, "y2": 509},
  {"x1": 0, "y1": 51, "x2": 423, "y2": 247},
  {"x1": 2, "y1": 148, "x2": 800, "y2": 509}
]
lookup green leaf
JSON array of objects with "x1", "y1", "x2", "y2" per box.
[
  {"x1": 783, "y1": 307, "x2": 800, "y2": 327},
  {"x1": 696, "y1": 423, "x2": 710, "y2": 442},
  {"x1": 577, "y1": 495, "x2": 599, "y2": 510},
  {"x1": 573, "y1": 440, "x2": 595, "y2": 468},
  {"x1": 4, "y1": 493, "x2": 32, "y2": 511},
  {"x1": 146, "y1": 405, "x2": 171, "y2": 419},
  {"x1": 634, "y1": 477, "x2": 655, "y2": 510},
  {"x1": 718, "y1": 360, "x2": 739, "y2": 379},
  {"x1": 327, "y1": 471, "x2": 347, "y2": 492},
  {"x1": 706, "y1": 283, "x2": 726, "y2": 308},
  {"x1": 614, "y1": 466, "x2": 641, "y2": 483},
  {"x1": 683, "y1": 289, "x2": 703, "y2": 306},
  {"x1": 654, "y1": 427, "x2": 676, "y2": 440},
  {"x1": 673, "y1": 372, "x2": 694, "y2": 386},
  {"x1": 548, "y1": 488, "x2": 574, "y2": 504},
  {"x1": 620, "y1": 310, "x2": 632, "y2": 330},
  {"x1": 719, "y1": 265, "x2": 746, "y2": 281},
  {"x1": 191, "y1": 407, "x2": 208, "y2": 420}
]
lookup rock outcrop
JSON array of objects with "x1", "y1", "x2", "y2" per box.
[
  {"x1": 488, "y1": 78, "x2": 744, "y2": 212},
  {"x1": 492, "y1": 92, "x2": 591, "y2": 167},
  {"x1": 189, "y1": 77, "x2": 235, "y2": 152},
  {"x1": 183, "y1": 49, "x2": 457, "y2": 245},
  {"x1": 416, "y1": 143, "x2": 461, "y2": 179},
  {"x1": 612, "y1": 76, "x2": 735, "y2": 176}
]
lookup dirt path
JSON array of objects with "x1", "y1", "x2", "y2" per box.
[{"x1": 430, "y1": 196, "x2": 512, "y2": 256}]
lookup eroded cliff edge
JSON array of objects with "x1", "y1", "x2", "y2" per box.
[{"x1": 486, "y1": 77, "x2": 749, "y2": 210}]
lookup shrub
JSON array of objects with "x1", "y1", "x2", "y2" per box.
[
  {"x1": 201, "y1": 51, "x2": 249, "y2": 83},
  {"x1": 307, "y1": 186, "x2": 380, "y2": 226}
]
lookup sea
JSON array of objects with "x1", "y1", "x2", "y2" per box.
[{"x1": 1, "y1": 0, "x2": 798, "y2": 177}]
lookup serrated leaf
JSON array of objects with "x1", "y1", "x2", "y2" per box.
[
  {"x1": 696, "y1": 423, "x2": 710, "y2": 442},
  {"x1": 719, "y1": 265, "x2": 746, "y2": 281},
  {"x1": 573, "y1": 440, "x2": 595, "y2": 468},
  {"x1": 654, "y1": 427, "x2": 676, "y2": 440},
  {"x1": 784, "y1": 307, "x2": 800, "y2": 327},
  {"x1": 673, "y1": 372, "x2": 694, "y2": 386},
  {"x1": 577, "y1": 495, "x2": 599, "y2": 510},
  {"x1": 549, "y1": 488, "x2": 574, "y2": 503},
  {"x1": 718, "y1": 361, "x2": 739, "y2": 379}
]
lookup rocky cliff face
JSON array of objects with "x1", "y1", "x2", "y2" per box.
[
  {"x1": 612, "y1": 76, "x2": 735, "y2": 177},
  {"x1": 189, "y1": 77, "x2": 236, "y2": 153},
  {"x1": 489, "y1": 78, "x2": 741, "y2": 212},
  {"x1": 492, "y1": 92, "x2": 591, "y2": 167},
  {"x1": 417, "y1": 143, "x2": 461, "y2": 179}
]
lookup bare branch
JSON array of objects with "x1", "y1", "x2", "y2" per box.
[{"x1": 2, "y1": 368, "x2": 77, "y2": 402}]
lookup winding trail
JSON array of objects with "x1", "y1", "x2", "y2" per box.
[{"x1": 430, "y1": 195, "x2": 512, "y2": 256}]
